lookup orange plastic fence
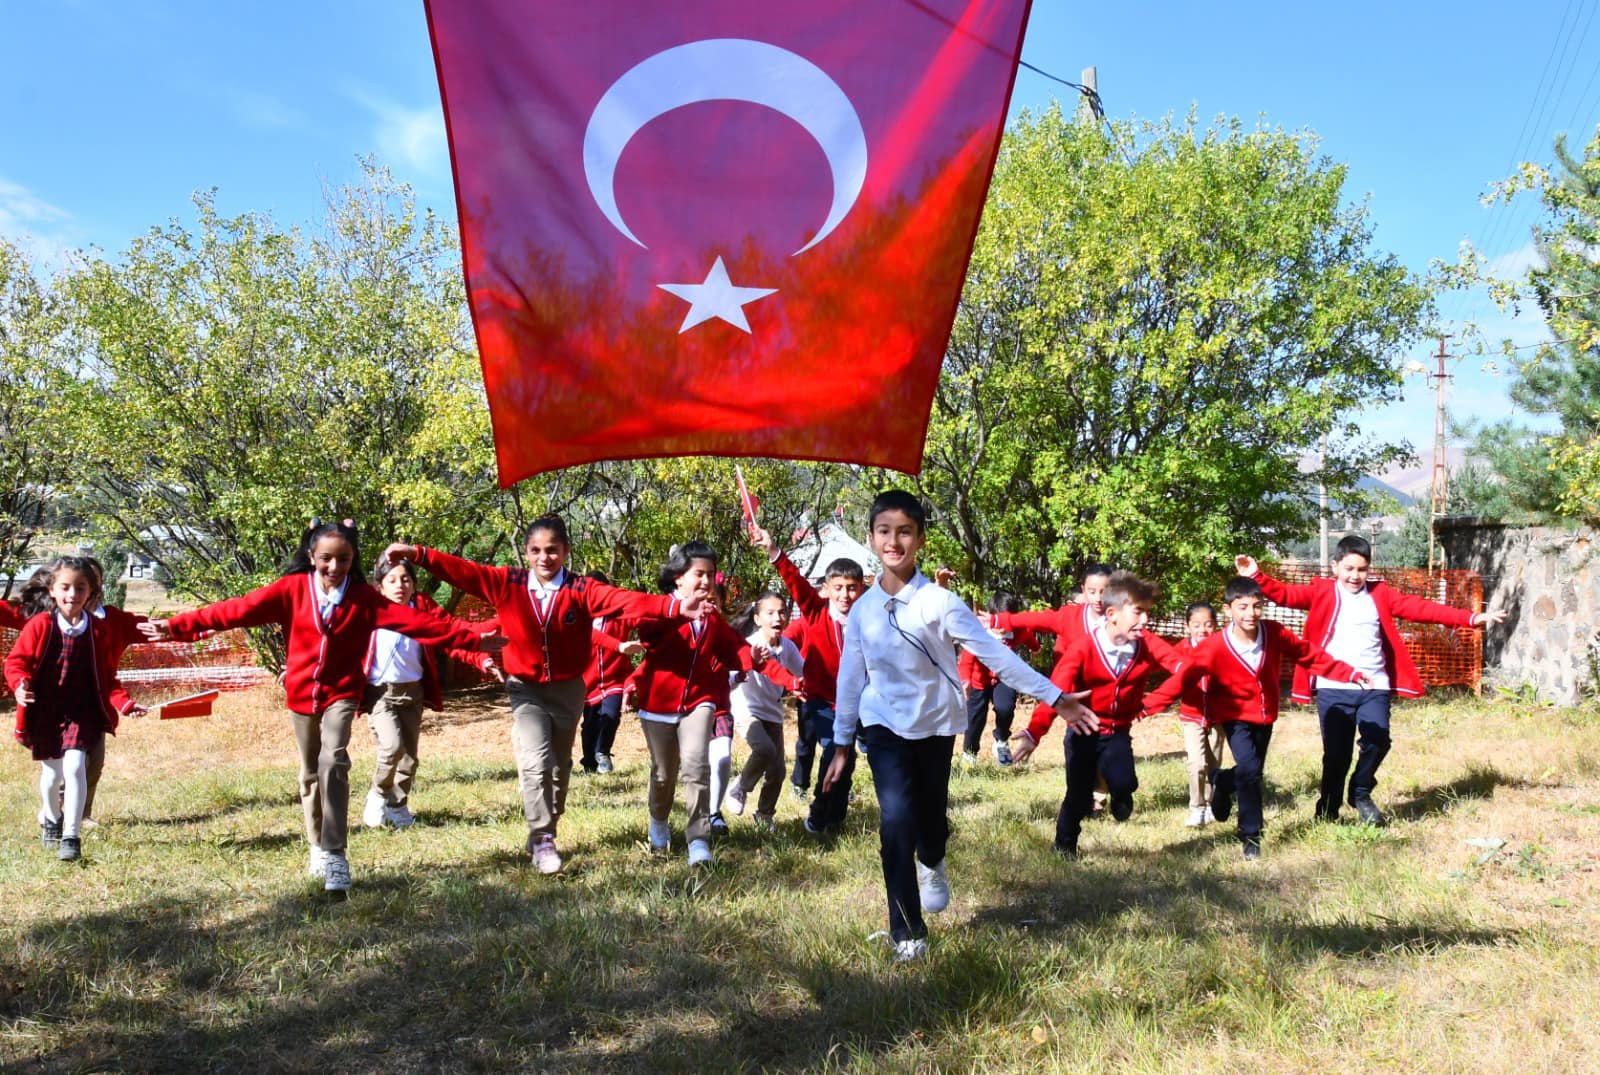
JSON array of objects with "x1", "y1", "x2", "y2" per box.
[
  {"x1": 1148, "y1": 561, "x2": 1484, "y2": 691},
  {"x1": 1, "y1": 626, "x2": 270, "y2": 699}
]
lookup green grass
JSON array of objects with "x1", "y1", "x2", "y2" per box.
[{"x1": 2, "y1": 691, "x2": 1599, "y2": 1073}]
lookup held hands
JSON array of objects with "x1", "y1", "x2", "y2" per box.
[
  {"x1": 1009, "y1": 732, "x2": 1037, "y2": 765},
  {"x1": 749, "y1": 526, "x2": 779, "y2": 561},
  {"x1": 138, "y1": 619, "x2": 173, "y2": 641},
  {"x1": 821, "y1": 744, "x2": 853, "y2": 793},
  {"x1": 1055, "y1": 690, "x2": 1099, "y2": 735},
  {"x1": 14, "y1": 679, "x2": 34, "y2": 706},
  {"x1": 618, "y1": 640, "x2": 645, "y2": 657},
  {"x1": 1234, "y1": 554, "x2": 1260, "y2": 577},
  {"x1": 480, "y1": 657, "x2": 506, "y2": 684}
]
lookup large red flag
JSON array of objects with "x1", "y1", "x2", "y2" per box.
[{"x1": 427, "y1": 0, "x2": 1033, "y2": 484}]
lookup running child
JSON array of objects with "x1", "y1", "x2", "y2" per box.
[
  {"x1": 7, "y1": 556, "x2": 148, "y2": 862},
  {"x1": 1145, "y1": 576, "x2": 1366, "y2": 859},
  {"x1": 991, "y1": 563, "x2": 1114, "y2": 658},
  {"x1": 725, "y1": 590, "x2": 804, "y2": 830},
  {"x1": 383, "y1": 516, "x2": 698, "y2": 875},
  {"x1": 826, "y1": 491, "x2": 1095, "y2": 962},
  {"x1": 958, "y1": 592, "x2": 1039, "y2": 766},
  {"x1": 1009, "y1": 571, "x2": 1180, "y2": 858},
  {"x1": 579, "y1": 570, "x2": 643, "y2": 776},
  {"x1": 750, "y1": 526, "x2": 864, "y2": 834},
  {"x1": 360, "y1": 556, "x2": 504, "y2": 830},
  {"x1": 1174, "y1": 601, "x2": 1224, "y2": 827},
  {"x1": 143, "y1": 521, "x2": 496, "y2": 892},
  {"x1": 1236, "y1": 541, "x2": 1505, "y2": 825}
]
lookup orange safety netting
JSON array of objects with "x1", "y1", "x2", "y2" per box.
[
  {"x1": 1148, "y1": 561, "x2": 1484, "y2": 691},
  {"x1": 1, "y1": 626, "x2": 270, "y2": 698}
]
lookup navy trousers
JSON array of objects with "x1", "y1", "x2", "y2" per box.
[
  {"x1": 1316, "y1": 689, "x2": 1392, "y2": 812},
  {"x1": 806, "y1": 701, "x2": 854, "y2": 830},
  {"x1": 1216, "y1": 722, "x2": 1274, "y2": 842},
  {"x1": 962, "y1": 683, "x2": 1018, "y2": 754},
  {"x1": 860, "y1": 724, "x2": 954, "y2": 942},
  {"x1": 1055, "y1": 728, "x2": 1137, "y2": 849},
  {"x1": 579, "y1": 693, "x2": 624, "y2": 770}
]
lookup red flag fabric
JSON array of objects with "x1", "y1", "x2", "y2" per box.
[
  {"x1": 426, "y1": 0, "x2": 1033, "y2": 484},
  {"x1": 158, "y1": 689, "x2": 219, "y2": 720}
]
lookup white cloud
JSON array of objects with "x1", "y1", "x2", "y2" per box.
[
  {"x1": 1488, "y1": 240, "x2": 1543, "y2": 278},
  {"x1": 0, "y1": 177, "x2": 81, "y2": 270},
  {"x1": 348, "y1": 87, "x2": 448, "y2": 176}
]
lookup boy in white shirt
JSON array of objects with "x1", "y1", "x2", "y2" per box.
[{"x1": 825, "y1": 491, "x2": 1096, "y2": 963}]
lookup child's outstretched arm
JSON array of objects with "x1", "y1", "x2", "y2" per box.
[
  {"x1": 943, "y1": 597, "x2": 1097, "y2": 735},
  {"x1": 1386, "y1": 589, "x2": 1505, "y2": 630},
  {"x1": 376, "y1": 597, "x2": 500, "y2": 654},
  {"x1": 1279, "y1": 624, "x2": 1369, "y2": 687},
  {"x1": 142, "y1": 579, "x2": 293, "y2": 641},
  {"x1": 1234, "y1": 555, "x2": 1319, "y2": 610},
  {"x1": 753, "y1": 526, "x2": 826, "y2": 617},
  {"x1": 385, "y1": 543, "x2": 513, "y2": 606}
]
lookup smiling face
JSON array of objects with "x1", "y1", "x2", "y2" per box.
[
  {"x1": 1102, "y1": 600, "x2": 1150, "y2": 646},
  {"x1": 378, "y1": 563, "x2": 416, "y2": 605},
  {"x1": 869, "y1": 509, "x2": 925, "y2": 578},
  {"x1": 310, "y1": 536, "x2": 355, "y2": 592},
  {"x1": 1332, "y1": 551, "x2": 1371, "y2": 593},
  {"x1": 1186, "y1": 607, "x2": 1217, "y2": 642},
  {"x1": 524, "y1": 526, "x2": 570, "y2": 583},
  {"x1": 823, "y1": 575, "x2": 864, "y2": 616},
  {"x1": 1227, "y1": 593, "x2": 1264, "y2": 638},
  {"x1": 50, "y1": 569, "x2": 95, "y2": 623},
  {"x1": 674, "y1": 557, "x2": 717, "y2": 602}
]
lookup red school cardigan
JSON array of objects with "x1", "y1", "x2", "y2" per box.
[
  {"x1": 632, "y1": 612, "x2": 754, "y2": 717},
  {"x1": 958, "y1": 628, "x2": 1041, "y2": 691},
  {"x1": 413, "y1": 548, "x2": 681, "y2": 684},
  {"x1": 1147, "y1": 622, "x2": 1359, "y2": 726},
  {"x1": 361, "y1": 592, "x2": 495, "y2": 713},
  {"x1": 166, "y1": 574, "x2": 485, "y2": 716},
  {"x1": 773, "y1": 552, "x2": 846, "y2": 704},
  {"x1": 7, "y1": 606, "x2": 149, "y2": 742},
  {"x1": 1253, "y1": 570, "x2": 1476, "y2": 703},
  {"x1": 994, "y1": 602, "x2": 1098, "y2": 658},
  {"x1": 584, "y1": 615, "x2": 637, "y2": 705},
  {"x1": 1022, "y1": 630, "x2": 1181, "y2": 743}
]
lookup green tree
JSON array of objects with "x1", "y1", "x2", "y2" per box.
[{"x1": 917, "y1": 106, "x2": 1432, "y2": 608}]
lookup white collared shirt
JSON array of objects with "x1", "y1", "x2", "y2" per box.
[
  {"x1": 527, "y1": 568, "x2": 567, "y2": 620},
  {"x1": 1226, "y1": 625, "x2": 1264, "y2": 673},
  {"x1": 1093, "y1": 625, "x2": 1136, "y2": 677},
  {"x1": 56, "y1": 607, "x2": 99, "y2": 637},
  {"x1": 834, "y1": 570, "x2": 1062, "y2": 745},
  {"x1": 368, "y1": 628, "x2": 425, "y2": 685},
  {"x1": 731, "y1": 631, "x2": 803, "y2": 725},
  {"x1": 312, "y1": 575, "x2": 349, "y2": 623}
]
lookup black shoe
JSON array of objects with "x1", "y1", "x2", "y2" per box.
[
  {"x1": 709, "y1": 813, "x2": 730, "y2": 838},
  {"x1": 1052, "y1": 839, "x2": 1079, "y2": 860},
  {"x1": 40, "y1": 819, "x2": 62, "y2": 849},
  {"x1": 1241, "y1": 837, "x2": 1261, "y2": 861},
  {"x1": 1313, "y1": 797, "x2": 1340, "y2": 822},
  {"x1": 1110, "y1": 794, "x2": 1134, "y2": 823},
  {"x1": 1351, "y1": 795, "x2": 1386, "y2": 827},
  {"x1": 1209, "y1": 770, "x2": 1233, "y2": 822},
  {"x1": 58, "y1": 836, "x2": 82, "y2": 862}
]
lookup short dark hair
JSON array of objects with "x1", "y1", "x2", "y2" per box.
[
  {"x1": 525, "y1": 514, "x2": 571, "y2": 548},
  {"x1": 658, "y1": 540, "x2": 718, "y2": 594},
  {"x1": 1184, "y1": 601, "x2": 1217, "y2": 622},
  {"x1": 824, "y1": 557, "x2": 864, "y2": 583},
  {"x1": 867, "y1": 489, "x2": 926, "y2": 534},
  {"x1": 1081, "y1": 562, "x2": 1114, "y2": 588},
  {"x1": 988, "y1": 591, "x2": 1022, "y2": 615},
  {"x1": 373, "y1": 557, "x2": 415, "y2": 586},
  {"x1": 586, "y1": 569, "x2": 611, "y2": 585},
  {"x1": 1224, "y1": 576, "x2": 1264, "y2": 603},
  {"x1": 1102, "y1": 570, "x2": 1156, "y2": 609},
  {"x1": 1334, "y1": 534, "x2": 1372, "y2": 564}
]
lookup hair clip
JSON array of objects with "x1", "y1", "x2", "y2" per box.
[
  {"x1": 341, "y1": 518, "x2": 355, "y2": 528},
  {"x1": 310, "y1": 517, "x2": 324, "y2": 528}
]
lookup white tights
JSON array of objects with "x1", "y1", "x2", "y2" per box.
[
  {"x1": 708, "y1": 734, "x2": 733, "y2": 816},
  {"x1": 38, "y1": 750, "x2": 88, "y2": 838}
]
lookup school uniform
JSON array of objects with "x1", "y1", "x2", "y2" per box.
[
  {"x1": 1019, "y1": 628, "x2": 1180, "y2": 851},
  {"x1": 361, "y1": 592, "x2": 493, "y2": 810},
  {"x1": 1152, "y1": 623, "x2": 1358, "y2": 845},
  {"x1": 409, "y1": 547, "x2": 681, "y2": 843},
  {"x1": 167, "y1": 574, "x2": 485, "y2": 855},
  {"x1": 958, "y1": 627, "x2": 1040, "y2": 754},
  {"x1": 7, "y1": 606, "x2": 148, "y2": 759},
  {"x1": 771, "y1": 552, "x2": 855, "y2": 827},
  {"x1": 835, "y1": 570, "x2": 1064, "y2": 944},
  {"x1": 730, "y1": 631, "x2": 804, "y2": 817},
  {"x1": 993, "y1": 601, "x2": 1103, "y2": 658},
  {"x1": 1173, "y1": 637, "x2": 1226, "y2": 809},
  {"x1": 580, "y1": 615, "x2": 636, "y2": 771},
  {"x1": 1252, "y1": 569, "x2": 1477, "y2": 816},
  {"x1": 633, "y1": 612, "x2": 755, "y2": 844}
]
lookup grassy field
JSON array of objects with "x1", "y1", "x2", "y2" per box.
[{"x1": 2, "y1": 686, "x2": 1598, "y2": 1074}]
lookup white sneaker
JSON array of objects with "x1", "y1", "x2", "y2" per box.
[
  {"x1": 362, "y1": 789, "x2": 387, "y2": 828},
  {"x1": 532, "y1": 835, "x2": 563, "y2": 875},
  {"x1": 727, "y1": 782, "x2": 747, "y2": 816},
  {"x1": 307, "y1": 845, "x2": 328, "y2": 878},
  {"x1": 1204, "y1": 805, "x2": 1217, "y2": 824},
  {"x1": 1186, "y1": 807, "x2": 1208, "y2": 827},
  {"x1": 917, "y1": 858, "x2": 951, "y2": 913},
  {"x1": 687, "y1": 838, "x2": 713, "y2": 867},
  {"x1": 323, "y1": 851, "x2": 352, "y2": 893},
  {"x1": 648, "y1": 819, "x2": 671, "y2": 850},
  {"x1": 384, "y1": 802, "x2": 416, "y2": 829},
  {"x1": 959, "y1": 752, "x2": 979, "y2": 767},
  {"x1": 894, "y1": 938, "x2": 929, "y2": 963}
]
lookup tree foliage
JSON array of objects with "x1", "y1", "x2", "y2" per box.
[{"x1": 917, "y1": 107, "x2": 1431, "y2": 607}]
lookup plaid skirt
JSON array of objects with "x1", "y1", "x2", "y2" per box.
[
  {"x1": 711, "y1": 710, "x2": 735, "y2": 740},
  {"x1": 27, "y1": 707, "x2": 105, "y2": 762}
]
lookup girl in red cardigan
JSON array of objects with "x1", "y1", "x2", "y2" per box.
[
  {"x1": 142, "y1": 521, "x2": 493, "y2": 893},
  {"x1": 1236, "y1": 538, "x2": 1504, "y2": 824},
  {"x1": 6, "y1": 556, "x2": 149, "y2": 862},
  {"x1": 360, "y1": 556, "x2": 504, "y2": 831},
  {"x1": 632, "y1": 542, "x2": 762, "y2": 866},
  {"x1": 383, "y1": 515, "x2": 698, "y2": 876},
  {"x1": 1177, "y1": 601, "x2": 1222, "y2": 827}
]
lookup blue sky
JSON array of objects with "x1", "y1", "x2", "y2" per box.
[{"x1": 3, "y1": 1, "x2": 1596, "y2": 482}]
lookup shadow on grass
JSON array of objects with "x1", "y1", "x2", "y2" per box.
[{"x1": 1388, "y1": 763, "x2": 1511, "y2": 821}]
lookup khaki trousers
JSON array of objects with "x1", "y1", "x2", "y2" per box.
[
  {"x1": 642, "y1": 704, "x2": 714, "y2": 843},
  {"x1": 1184, "y1": 722, "x2": 1227, "y2": 808},
  {"x1": 508, "y1": 676, "x2": 585, "y2": 839},
  {"x1": 736, "y1": 717, "x2": 787, "y2": 817},
  {"x1": 291, "y1": 699, "x2": 358, "y2": 853},
  {"x1": 365, "y1": 681, "x2": 426, "y2": 806}
]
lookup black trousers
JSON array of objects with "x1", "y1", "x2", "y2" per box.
[
  {"x1": 962, "y1": 683, "x2": 1018, "y2": 754},
  {"x1": 579, "y1": 693, "x2": 624, "y2": 770},
  {"x1": 860, "y1": 724, "x2": 954, "y2": 942},
  {"x1": 1216, "y1": 722, "x2": 1274, "y2": 842},
  {"x1": 807, "y1": 701, "x2": 854, "y2": 829},
  {"x1": 1316, "y1": 689, "x2": 1392, "y2": 811},
  {"x1": 792, "y1": 698, "x2": 823, "y2": 789},
  {"x1": 1055, "y1": 728, "x2": 1137, "y2": 848}
]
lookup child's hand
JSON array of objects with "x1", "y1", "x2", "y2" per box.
[
  {"x1": 749, "y1": 642, "x2": 772, "y2": 664},
  {"x1": 749, "y1": 526, "x2": 778, "y2": 560},
  {"x1": 125, "y1": 703, "x2": 149, "y2": 718},
  {"x1": 619, "y1": 640, "x2": 645, "y2": 657},
  {"x1": 14, "y1": 679, "x2": 34, "y2": 705},
  {"x1": 139, "y1": 620, "x2": 173, "y2": 641},
  {"x1": 1055, "y1": 690, "x2": 1098, "y2": 735},
  {"x1": 1009, "y1": 733, "x2": 1037, "y2": 764},
  {"x1": 383, "y1": 542, "x2": 420, "y2": 565},
  {"x1": 934, "y1": 566, "x2": 958, "y2": 588},
  {"x1": 679, "y1": 592, "x2": 706, "y2": 619},
  {"x1": 1350, "y1": 670, "x2": 1374, "y2": 689},
  {"x1": 1472, "y1": 609, "x2": 1507, "y2": 628},
  {"x1": 821, "y1": 745, "x2": 853, "y2": 792},
  {"x1": 477, "y1": 627, "x2": 508, "y2": 652},
  {"x1": 480, "y1": 657, "x2": 506, "y2": 684},
  {"x1": 1234, "y1": 555, "x2": 1260, "y2": 577}
]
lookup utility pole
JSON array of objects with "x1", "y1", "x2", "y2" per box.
[
  {"x1": 1427, "y1": 336, "x2": 1453, "y2": 572},
  {"x1": 1077, "y1": 67, "x2": 1099, "y2": 123},
  {"x1": 1318, "y1": 431, "x2": 1329, "y2": 565}
]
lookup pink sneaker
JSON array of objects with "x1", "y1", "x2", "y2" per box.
[{"x1": 531, "y1": 835, "x2": 563, "y2": 875}]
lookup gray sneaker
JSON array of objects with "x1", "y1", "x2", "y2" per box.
[
  {"x1": 596, "y1": 753, "x2": 614, "y2": 774},
  {"x1": 57, "y1": 836, "x2": 82, "y2": 862},
  {"x1": 323, "y1": 851, "x2": 352, "y2": 893}
]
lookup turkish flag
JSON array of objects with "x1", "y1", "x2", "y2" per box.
[{"x1": 427, "y1": 0, "x2": 1033, "y2": 484}]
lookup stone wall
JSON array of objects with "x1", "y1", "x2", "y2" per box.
[{"x1": 1436, "y1": 517, "x2": 1600, "y2": 704}]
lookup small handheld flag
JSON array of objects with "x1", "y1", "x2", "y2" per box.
[
  {"x1": 158, "y1": 689, "x2": 219, "y2": 720},
  {"x1": 735, "y1": 465, "x2": 760, "y2": 536}
]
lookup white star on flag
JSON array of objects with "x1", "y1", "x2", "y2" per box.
[{"x1": 657, "y1": 257, "x2": 778, "y2": 334}]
